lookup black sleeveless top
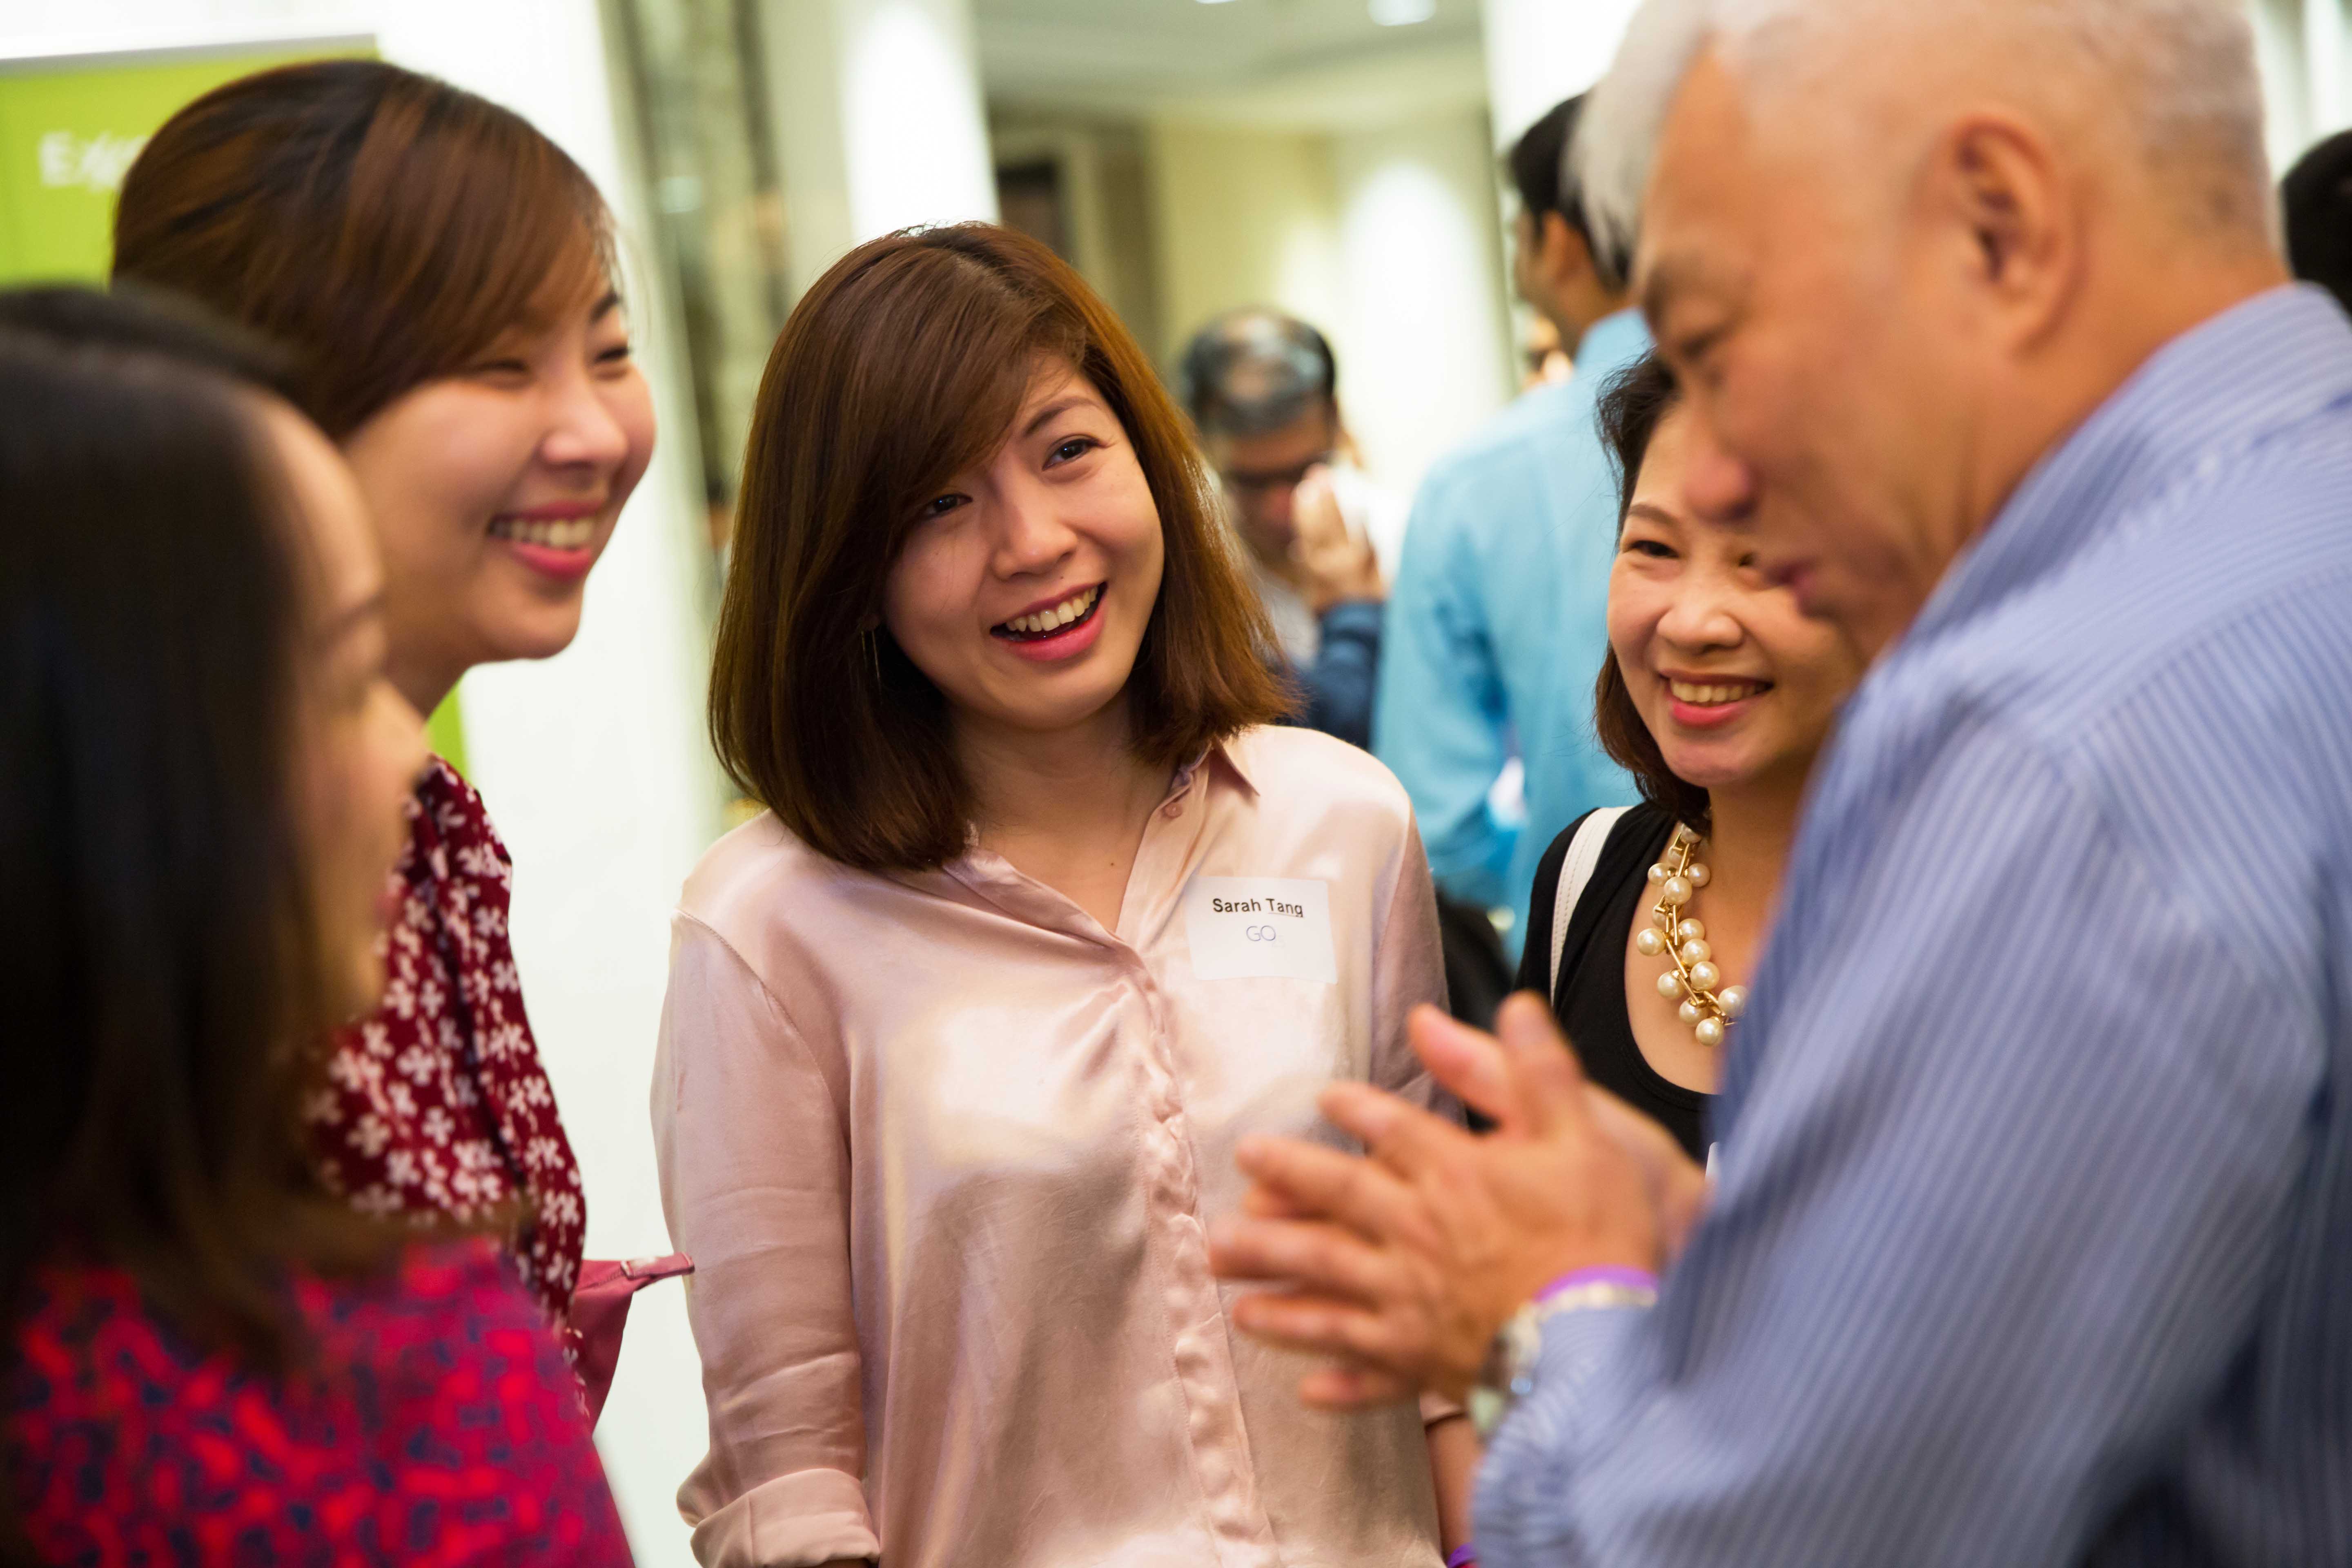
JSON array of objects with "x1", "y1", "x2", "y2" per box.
[{"x1": 1515, "y1": 803, "x2": 1713, "y2": 1162}]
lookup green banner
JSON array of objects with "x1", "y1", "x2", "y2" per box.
[
  {"x1": 0, "y1": 38, "x2": 470, "y2": 775},
  {"x1": 0, "y1": 41, "x2": 371, "y2": 283}
]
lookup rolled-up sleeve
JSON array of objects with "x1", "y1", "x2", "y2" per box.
[{"x1": 653, "y1": 913, "x2": 876, "y2": 1567}]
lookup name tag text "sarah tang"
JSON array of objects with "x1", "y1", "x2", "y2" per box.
[{"x1": 1183, "y1": 876, "x2": 1337, "y2": 982}]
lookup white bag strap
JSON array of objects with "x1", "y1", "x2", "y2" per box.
[{"x1": 1549, "y1": 806, "x2": 1634, "y2": 998}]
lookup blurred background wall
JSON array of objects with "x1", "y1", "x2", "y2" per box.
[{"x1": 3, "y1": 0, "x2": 2348, "y2": 1560}]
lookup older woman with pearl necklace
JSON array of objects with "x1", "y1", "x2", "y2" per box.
[{"x1": 1517, "y1": 354, "x2": 1865, "y2": 1164}]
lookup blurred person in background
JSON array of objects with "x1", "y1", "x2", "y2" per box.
[
  {"x1": 1519, "y1": 354, "x2": 1862, "y2": 1165},
  {"x1": 1180, "y1": 308, "x2": 1400, "y2": 751},
  {"x1": 1374, "y1": 94, "x2": 1647, "y2": 965},
  {"x1": 2283, "y1": 128, "x2": 2352, "y2": 316},
  {"x1": 666, "y1": 224, "x2": 1476, "y2": 1568},
  {"x1": 0, "y1": 301, "x2": 630, "y2": 1564},
  {"x1": 1520, "y1": 314, "x2": 1575, "y2": 392},
  {"x1": 1210, "y1": 0, "x2": 2352, "y2": 1562},
  {"x1": 112, "y1": 59, "x2": 659, "y2": 1357},
  {"x1": 1183, "y1": 309, "x2": 1515, "y2": 1023}
]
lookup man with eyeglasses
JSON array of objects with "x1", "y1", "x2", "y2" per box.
[{"x1": 1178, "y1": 309, "x2": 1403, "y2": 753}]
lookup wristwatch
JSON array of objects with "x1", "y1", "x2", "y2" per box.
[{"x1": 1469, "y1": 1271, "x2": 1659, "y2": 1439}]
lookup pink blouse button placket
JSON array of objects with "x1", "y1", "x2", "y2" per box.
[{"x1": 1117, "y1": 792, "x2": 1285, "y2": 1566}]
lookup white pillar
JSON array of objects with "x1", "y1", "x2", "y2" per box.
[
  {"x1": 1479, "y1": 0, "x2": 1644, "y2": 147},
  {"x1": 1330, "y1": 109, "x2": 1517, "y2": 498},
  {"x1": 760, "y1": 0, "x2": 998, "y2": 295},
  {"x1": 2305, "y1": 0, "x2": 2348, "y2": 138}
]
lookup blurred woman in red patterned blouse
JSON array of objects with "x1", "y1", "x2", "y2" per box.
[
  {"x1": 0, "y1": 294, "x2": 631, "y2": 1565},
  {"x1": 110, "y1": 60, "x2": 658, "y2": 1341}
]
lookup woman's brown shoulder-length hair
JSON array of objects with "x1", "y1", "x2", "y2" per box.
[
  {"x1": 710, "y1": 223, "x2": 1287, "y2": 872},
  {"x1": 1593, "y1": 352, "x2": 1714, "y2": 830},
  {"x1": 112, "y1": 58, "x2": 612, "y2": 439}
]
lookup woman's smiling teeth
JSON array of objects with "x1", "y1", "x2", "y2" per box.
[
  {"x1": 996, "y1": 584, "x2": 1102, "y2": 639},
  {"x1": 490, "y1": 515, "x2": 595, "y2": 550},
  {"x1": 1670, "y1": 677, "x2": 1770, "y2": 706}
]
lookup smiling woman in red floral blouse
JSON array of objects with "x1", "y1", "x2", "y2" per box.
[{"x1": 111, "y1": 60, "x2": 657, "y2": 1339}]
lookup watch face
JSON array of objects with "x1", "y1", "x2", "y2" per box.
[{"x1": 1472, "y1": 1303, "x2": 1548, "y2": 1440}]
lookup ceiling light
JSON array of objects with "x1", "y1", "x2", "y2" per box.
[{"x1": 1370, "y1": 0, "x2": 1436, "y2": 22}]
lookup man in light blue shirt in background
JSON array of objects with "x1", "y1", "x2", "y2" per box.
[{"x1": 1375, "y1": 93, "x2": 1647, "y2": 952}]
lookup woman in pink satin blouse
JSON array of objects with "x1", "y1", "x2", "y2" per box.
[{"x1": 655, "y1": 224, "x2": 1476, "y2": 1568}]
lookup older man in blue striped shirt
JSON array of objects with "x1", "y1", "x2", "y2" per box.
[{"x1": 1208, "y1": 1, "x2": 2352, "y2": 1564}]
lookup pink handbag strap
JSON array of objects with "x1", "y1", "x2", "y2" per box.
[{"x1": 572, "y1": 1254, "x2": 694, "y2": 1426}]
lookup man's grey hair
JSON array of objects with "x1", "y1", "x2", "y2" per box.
[
  {"x1": 1575, "y1": 0, "x2": 2272, "y2": 270},
  {"x1": 1178, "y1": 310, "x2": 1339, "y2": 441}
]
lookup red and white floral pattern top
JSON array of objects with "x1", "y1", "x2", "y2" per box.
[{"x1": 304, "y1": 758, "x2": 586, "y2": 1332}]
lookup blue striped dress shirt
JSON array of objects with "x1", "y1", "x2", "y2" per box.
[{"x1": 1476, "y1": 285, "x2": 2352, "y2": 1566}]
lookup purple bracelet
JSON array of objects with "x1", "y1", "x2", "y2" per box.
[
  {"x1": 1535, "y1": 1264, "x2": 1659, "y2": 1303},
  {"x1": 1446, "y1": 1546, "x2": 1479, "y2": 1568}
]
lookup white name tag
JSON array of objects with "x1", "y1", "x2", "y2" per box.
[{"x1": 1182, "y1": 876, "x2": 1337, "y2": 983}]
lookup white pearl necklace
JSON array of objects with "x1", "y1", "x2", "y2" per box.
[{"x1": 1637, "y1": 824, "x2": 1749, "y2": 1048}]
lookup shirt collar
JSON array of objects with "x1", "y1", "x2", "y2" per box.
[
  {"x1": 1903, "y1": 284, "x2": 2352, "y2": 651},
  {"x1": 1175, "y1": 734, "x2": 1260, "y2": 804},
  {"x1": 941, "y1": 733, "x2": 1261, "y2": 866},
  {"x1": 931, "y1": 733, "x2": 1260, "y2": 928}
]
